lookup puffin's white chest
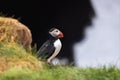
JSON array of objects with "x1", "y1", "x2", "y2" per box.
[
  {"x1": 54, "y1": 39, "x2": 62, "y2": 49},
  {"x1": 47, "y1": 39, "x2": 62, "y2": 63}
]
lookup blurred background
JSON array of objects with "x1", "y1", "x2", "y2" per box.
[
  {"x1": 74, "y1": 0, "x2": 120, "y2": 68},
  {"x1": 0, "y1": 0, "x2": 120, "y2": 68}
]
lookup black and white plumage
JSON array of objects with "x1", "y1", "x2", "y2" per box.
[{"x1": 37, "y1": 28, "x2": 64, "y2": 63}]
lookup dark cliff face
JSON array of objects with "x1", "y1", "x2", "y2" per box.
[
  {"x1": 54, "y1": 0, "x2": 95, "y2": 63},
  {"x1": 0, "y1": 0, "x2": 95, "y2": 64}
]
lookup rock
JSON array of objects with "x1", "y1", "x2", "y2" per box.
[{"x1": 0, "y1": 17, "x2": 32, "y2": 50}]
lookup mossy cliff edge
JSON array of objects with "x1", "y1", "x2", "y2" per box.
[
  {"x1": 0, "y1": 17, "x2": 32, "y2": 50},
  {"x1": 0, "y1": 17, "x2": 43, "y2": 73}
]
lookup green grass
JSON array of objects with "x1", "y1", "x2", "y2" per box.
[
  {"x1": 0, "y1": 65, "x2": 120, "y2": 80},
  {"x1": 0, "y1": 42, "x2": 120, "y2": 80}
]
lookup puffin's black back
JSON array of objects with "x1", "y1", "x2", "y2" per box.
[{"x1": 37, "y1": 36, "x2": 58, "y2": 60}]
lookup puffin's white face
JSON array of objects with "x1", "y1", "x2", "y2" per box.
[{"x1": 49, "y1": 28, "x2": 64, "y2": 38}]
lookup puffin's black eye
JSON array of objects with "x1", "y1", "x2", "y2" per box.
[{"x1": 55, "y1": 30, "x2": 58, "y2": 32}]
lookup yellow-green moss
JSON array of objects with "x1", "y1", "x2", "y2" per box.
[{"x1": 0, "y1": 42, "x2": 43, "y2": 73}]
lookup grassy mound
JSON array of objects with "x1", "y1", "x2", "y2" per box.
[
  {"x1": 0, "y1": 42, "x2": 120, "y2": 80},
  {"x1": 0, "y1": 42, "x2": 43, "y2": 73}
]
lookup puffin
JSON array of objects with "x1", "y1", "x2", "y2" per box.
[{"x1": 37, "y1": 28, "x2": 64, "y2": 63}]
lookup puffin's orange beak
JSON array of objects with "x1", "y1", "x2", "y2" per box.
[{"x1": 59, "y1": 32, "x2": 64, "y2": 38}]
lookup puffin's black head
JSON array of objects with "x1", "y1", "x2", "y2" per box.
[{"x1": 49, "y1": 28, "x2": 64, "y2": 38}]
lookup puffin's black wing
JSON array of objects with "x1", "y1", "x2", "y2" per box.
[{"x1": 37, "y1": 40, "x2": 55, "y2": 59}]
